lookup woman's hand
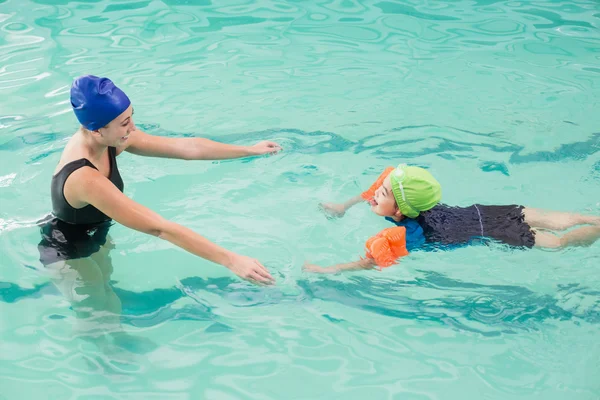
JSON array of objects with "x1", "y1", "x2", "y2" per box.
[
  {"x1": 248, "y1": 141, "x2": 282, "y2": 156},
  {"x1": 226, "y1": 254, "x2": 276, "y2": 285}
]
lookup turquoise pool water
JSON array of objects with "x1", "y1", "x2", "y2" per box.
[{"x1": 1, "y1": 0, "x2": 600, "y2": 398}]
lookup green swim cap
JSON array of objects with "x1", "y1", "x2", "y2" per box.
[{"x1": 390, "y1": 164, "x2": 442, "y2": 218}]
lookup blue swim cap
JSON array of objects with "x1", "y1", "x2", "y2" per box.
[{"x1": 70, "y1": 75, "x2": 131, "y2": 130}]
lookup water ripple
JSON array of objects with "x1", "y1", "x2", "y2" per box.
[{"x1": 2, "y1": 0, "x2": 600, "y2": 398}]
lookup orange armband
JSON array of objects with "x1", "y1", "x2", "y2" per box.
[
  {"x1": 360, "y1": 166, "x2": 395, "y2": 201},
  {"x1": 365, "y1": 226, "x2": 409, "y2": 268}
]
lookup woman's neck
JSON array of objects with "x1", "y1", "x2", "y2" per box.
[{"x1": 77, "y1": 127, "x2": 108, "y2": 161}]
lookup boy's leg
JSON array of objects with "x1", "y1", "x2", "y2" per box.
[
  {"x1": 523, "y1": 208, "x2": 600, "y2": 231},
  {"x1": 533, "y1": 226, "x2": 600, "y2": 249}
]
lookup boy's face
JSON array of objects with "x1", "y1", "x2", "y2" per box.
[{"x1": 369, "y1": 175, "x2": 402, "y2": 219}]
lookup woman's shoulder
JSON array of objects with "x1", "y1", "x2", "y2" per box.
[{"x1": 52, "y1": 135, "x2": 94, "y2": 176}]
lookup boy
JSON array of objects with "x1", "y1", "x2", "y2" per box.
[{"x1": 304, "y1": 164, "x2": 600, "y2": 274}]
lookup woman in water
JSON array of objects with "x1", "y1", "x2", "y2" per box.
[{"x1": 38, "y1": 75, "x2": 281, "y2": 344}]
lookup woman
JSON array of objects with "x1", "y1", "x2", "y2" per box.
[{"x1": 38, "y1": 75, "x2": 281, "y2": 344}]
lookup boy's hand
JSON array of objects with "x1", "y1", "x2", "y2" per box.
[
  {"x1": 303, "y1": 258, "x2": 376, "y2": 274},
  {"x1": 303, "y1": 262, "x2": 336, "y2": 274},
  {"x1": 319, "y1": 202, "x2": 346, "y2": 218}
]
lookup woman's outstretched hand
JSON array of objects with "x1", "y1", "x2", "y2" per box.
[
  {"x1": 226, "y1": 254, "x2": 276, "y2": 285},
  {"x1": 248, "y1": 141, "x2": 282, "y2": 156}
]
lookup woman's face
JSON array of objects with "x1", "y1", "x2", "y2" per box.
[{"x1": 96, "y1": 105, "x2": 135, "y2": 146}]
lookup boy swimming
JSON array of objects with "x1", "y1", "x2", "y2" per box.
[{"x1": 304, "y1": 164, "x2": 600, "y2": 274}]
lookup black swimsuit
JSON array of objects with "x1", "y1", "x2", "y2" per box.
[
  {"x1": 417, "y1": 204, "x2": 536, "y2": 248},
  {"x1": 387, "y1": 204, "x2": 536, "y2": 250},
  {"x1": 37, "y1": 147, "x2": 124, "y2": 266}
]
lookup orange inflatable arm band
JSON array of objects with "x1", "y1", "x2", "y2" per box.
[
  {"x1": 365, "y1": 226, "x2": 409, "y2": 268},
  {"x1": 360, "y1": 167, "x2": 395, "y2": 201}
]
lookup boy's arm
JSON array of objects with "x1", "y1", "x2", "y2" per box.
[
  {"x1": 303, "y1": 226, "x2": 409, "y2": 274},
  {"x1": 303, "y1": 258, "x2": 377, "y2": 274},
  {"x1": 319, "y1": 195, "x2": 365, "y2": 218},
  {"x1": 319, "y1": 167, "x2": 395, "y2": 218}
]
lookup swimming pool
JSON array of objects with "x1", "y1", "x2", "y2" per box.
[{"x1": 1, "y1": 0, "x2": 599, "y2": 398}]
